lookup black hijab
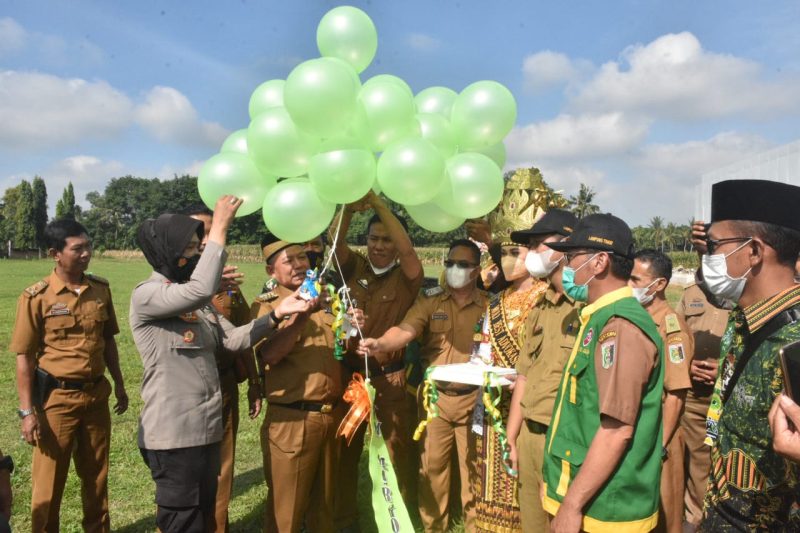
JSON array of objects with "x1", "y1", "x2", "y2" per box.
[{"x1": 137, "y1": 214, "x2": 204, "y2": 282}]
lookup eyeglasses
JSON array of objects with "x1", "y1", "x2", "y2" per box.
[
  {"x1": 705, "y1": 237, "x2": 751, "y2": 255},
  {"x1": 444, "y1": 259, "x2": 477, "y2": 269},
  {"x1": 564, "y1": 251, "x2": 598, "y2": 263}
]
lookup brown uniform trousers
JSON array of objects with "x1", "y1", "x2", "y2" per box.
[
  {"x1": 649, "y1": 300, "x2": 694, "y2": 533},
  {"x1": 515, "y1": 285, "x2": 580, "y2": 533},
  {"x1": 9, "y1": 272, "x2": 119, "y2": 532},
  {"x1": 209, "y1": 288, "x2": 251, "y2": 533},
  {"x1": 403, "y1": 286, "x2": 486, "y2": 531},
  {"x1": 253, "y1": 285, "x2": 343, "y2": 533},
  {"x1": 675, "y1": 283, "x2": 730, "y2": 529},
  {"x1": 336, "y1": 253, "x2": 423, "y2": 529}
]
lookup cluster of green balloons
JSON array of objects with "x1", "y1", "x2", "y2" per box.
[{"x1": 198, "y1": 5, "x2": 517, "y2": 242}]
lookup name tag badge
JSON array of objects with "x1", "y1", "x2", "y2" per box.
[
  {"x1": 47, "y1": 303, "x2": 70, "y2": 316},
  {"x1": 180, "y1": 311, "x2": 199, "y2": 323},
  {"x1": 432, "y1": 312, "x2": 448, "y2": 321}
]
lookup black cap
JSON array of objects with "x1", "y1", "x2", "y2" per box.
[
  {"x1": 711, "y1": 179, "x2": 800, "y2": 231},
  {"x1": 547, "y1": 213, "x2": 634, "y2": 258},
  {"x1": 510, "y1": 209, "x2": 577, "y2": 244}
]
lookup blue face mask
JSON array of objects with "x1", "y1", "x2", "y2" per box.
[{"x1": 561, "y1": 254, "x2": 597, "y2": 302}]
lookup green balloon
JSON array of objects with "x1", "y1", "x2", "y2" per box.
[
  {"x1": 414, "y1": 86, "x2": 458, "y2": 118},
  {"x1": 198, "y1": 152, "x2": 276, "y2": 217},
  {"x1": 247, "y1": 106, "x2": 319, "y2": 178},
  {"x1": 316, "y1": 6, "x2": 377, "y2": 74},
  {"x1": 368, "y1": 74, "x2": 414, "y2": 99},
  {"x1": 309, "y1": 149, "x2": 376, "y2": 204},
  {"x1": 318, "y1": 134, "x2": 365, "y2": 152},
  {"x1": 284, "y1": 58, "x2": 361, "y2": 139},
  {"x1": 220, "y1": 129, "x2": 249, "y2": 155},
  {"x1": 248, "y1": 79, "x2": 285, "y2": 119},
  {"x1": 436, "y1": 153, "x2": 504, "y2": 218},
  {"x1": 417, "y1": 113, "x2": 456, "y2": 158},
  {"x1": 451, "y1": 80, "x2": 517, "y2": 148},
  {"x1": 352, "y1": 77, "x2": 417, "y2": 151},
  {"x1": 376, "y1": 138, "x2": 445, "y2": 206},
  {"x1": 465, "y1": 141, "x2": 506, "y2": 169},
  {"x1": 405, "y1": 202, "x2": 464, "y2": 233},
  {"x1": 262, "y1": 179, "x2": 336, "y2": 243}
]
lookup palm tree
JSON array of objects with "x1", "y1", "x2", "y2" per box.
[
  {"x1": 568, "y1": 183, "x2": 600, "y2": 219},
  {"x1": 649, "y1": 216, "x2": 664, "y2": 252}
]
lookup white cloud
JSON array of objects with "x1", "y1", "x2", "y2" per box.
[
  {"x1": 505, "y1": 112, "x2": 650, "y2": 162},
  {"x1": 0, "y1": 70, "x2": 134, "y2": 148},
  {"x1": 571, "y1": 32, "x2": 800, "y2": 120},
  {"x1": 522, "y1": 51, "x2": 587, "y2": 92},
  {"x1": 407, "y1": 33, "x2": 441, "y2": 51},
  {"x1": 157, "y1": 159, "x2": 205, "y2": 180},
  {"x1": 134, "y1": 86, "x2": 228, "y2": 149},
  {"x1": 0, "y1": 17, "x2": 27, "y2": 56}
]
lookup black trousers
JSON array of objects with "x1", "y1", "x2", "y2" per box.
[{"x1": 141, "y1": 443, "x2": 221, "y2": 533}]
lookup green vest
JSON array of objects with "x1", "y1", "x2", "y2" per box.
[{"x1": 542, "y1": 287, "x2": 664, "y2": 532}]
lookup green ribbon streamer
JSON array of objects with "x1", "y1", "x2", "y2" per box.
[
  {"x1": 366, "y1": 380, "x2": 415, "y2": 532},
  {"x1": 413, "y1": 366, "x2": 440, "y2": 441},
  {"x1": 482, "y1": 371, "x2": 518, "y2": 477}
]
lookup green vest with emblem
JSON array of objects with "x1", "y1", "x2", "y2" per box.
[{"x1": 542, "y1": 292, "x2": 664, "y2": 532}]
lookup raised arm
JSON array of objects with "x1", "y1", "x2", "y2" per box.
[{"x1": 367, "y1": 191, "x2": 422, "y2": 280}]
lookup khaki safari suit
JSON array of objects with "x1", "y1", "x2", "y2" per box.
[
  {"x1": 209, "y1": 287, "x2": 251, "y2": 532},
  {"x1": 252, "y1": 285, "x2": 344, "y2": 533},
  {"x1": 648, "y1": 300, "x2": 694, "y2": 533},
  {"x1": 515, "y1": 284, "x2": 580, "y2": 533},
  {"x1": 335, "y1": 252, "x2": 424, "y2": 527},
  {"x1": 402, "y1": 285, "x2": 487, "y2": 532},
  {"x1": 10, "y1": 271, "x2": 119, "y2": 532},
  {"x1": 675, "y1": 283, "x2": 729, "y2": 528}
]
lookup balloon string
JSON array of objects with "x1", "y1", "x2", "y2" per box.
[
  {"x1": 320, "y1": 205, "x2": 345, "y2": 278},
  {"x1": 329, "y1": 245, "x2": 369, "y2": 381}
]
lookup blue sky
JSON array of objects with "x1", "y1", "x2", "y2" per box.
[{"x1": 2, "y1": 0, "x2": 799, "y2": 225}]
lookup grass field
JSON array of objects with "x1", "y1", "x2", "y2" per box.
[{"x1": 0, "y1": 256, "x2": 684, "y2": 531}]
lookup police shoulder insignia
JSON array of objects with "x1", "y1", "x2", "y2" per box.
[
  {"x1": 601, "y1": 340, "x2": 616, "y2": 369},
  {"x1": 424, "y1": 286, "x2": 444, "y2": 298},
  {"x1": 668, "y1": 343, "x2": 686, "y2": 364},
  {"x1": 256, "y1": 291, "x2": 278, "y2": 303},
  {"x1": 598, "y1": 330, "x2": 617, "y2": 343},
  {"x1": 86, "y1": 273, "x2": 109, "y2": 285},
  {"x1": 24, "y1": 279, "x2": 49, "y2": 298},
  {"x1": 665, "y1": 313, "x2": 681, "y2": 334}
]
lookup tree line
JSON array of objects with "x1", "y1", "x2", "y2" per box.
[{"x1": 0, "y1": 176, "x2": 695, "y2": 254}]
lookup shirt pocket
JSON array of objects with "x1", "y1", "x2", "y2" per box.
[
  {"x1": 566, "y1": 350, "x2": 590, "y2": 405},
  {"x1": 44, "y1": 314, "x2": 78, "y2": 346},
  {"x1": 83, "y1": 302, "x2": 110, "y2": 336}
]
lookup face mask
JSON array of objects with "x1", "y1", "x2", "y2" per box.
[
  {"x1": 501, "y1": 255, "x2": 529, "y2": 281},
  {"x1": 701, "y1": 239, "x2": 753, "y2": 302},
  {"x1": 369, "y1": 259, "x2": 396, "y2": 277},
  {"x1": 525, "y1": 249, "x2": 560, "y2": 278},
  {"x1": 632, "y1": 279, "x2": 660, "y2": 306},
  {"x1": 175, "y1": 254, "x2": 201, "y2": 283},
  {"x1": 306, "y1": 251, "x2": 324, "y2": 270},
  {"x1": 445, "y1": 266, "x2": 475, "y2": 289},
  {"x1": 561, "y1": 254, "x2": 598, "y2": 302}
]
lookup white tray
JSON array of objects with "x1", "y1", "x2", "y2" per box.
[{"x1": 429, "y1": 363, "x2": 516, "y2": 387}]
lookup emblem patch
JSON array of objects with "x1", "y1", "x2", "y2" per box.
[
  {"x1": 668, "y1": 343, "x2": 685, "y2": 364},
  {"x1": 598, "y1": 331, "x2": 617, "y2": 343},
  {"x1": 180, "y1": 311, "x2": 199, "y2": 323},
  {"x1": 183, "y1": 329, "x2": 195, "y2": 344},
  {"x1": 357, "y1": 279, "x2": 369, "y2": 289},
  {"x1": 582, "y1": 327, "x2": 594, "y2": 347},
  {"x1": 601, "y1": 341, "x2": 616, "y2": 369},
  {"x1": 47, "y1": 302, "x2": 70, "y2": 316}
]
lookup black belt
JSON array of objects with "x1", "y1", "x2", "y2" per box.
[
  {"x1": 56, "y1": 375, "x2": 103, "y2": 391},
  {"x1": 525, "y1": 420, "x2": 548, "y2": 435},
  {"x1": 440, "y1": 387, "x2": 477, "y2": 397},
  {"x1": 349, "y1": 360, "x2": 405, "y2": 377},
  {"x1": 272, "y1": 401, "x2": 335, "y2": 414}
]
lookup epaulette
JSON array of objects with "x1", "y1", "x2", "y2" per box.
[
  {"x1": 665, "y1": 313, "x2": 681, "y2": 334},
  {"x1": 24, "y1": 279, "x2": 49, "y2": 298},
  {"x1": 86, "y1": 273, "x2": 109, "y2": 285},
  {"x1": 423, "y1": 286, "x2": 444, "y2": 298},
  {"x1": 255, "y1": 291, "x2": 279, "y2": 303}
]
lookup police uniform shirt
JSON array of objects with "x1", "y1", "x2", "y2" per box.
[
  {"x1": 517, "y1": 284, "x2": 581, "y2": 426},
  {"x1": 648, "y1": 300, "x2": 694, "y2": 392},
  {"x1": 339, "y1": 252, "x2": 424, "y2": 368},
  {"x1": 251, "y1": 285, "x2": 342, "y2": 405},
  {"x1": 10, "y1": 270, "x2": 119, "y2": 381},
  {"x1": 211, "y1": 286, "x2": 250, "y2": 369}
]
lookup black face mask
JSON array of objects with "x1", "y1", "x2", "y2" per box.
[
  {"x1": 306, "y1": 251, "x2": 324, "y2": 271},
  {"x1": 174, "y1": 254, "x2": 201, "y2": 283}
]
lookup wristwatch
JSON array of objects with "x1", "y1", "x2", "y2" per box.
[
  {"x1": 0, "y1": 455, "x2": 14, "y2": 474},
  {"x1": 17, "y1": 408, "x2": 34, "y2": 419},
  {"x1": 269, "y1": 310, "x2": 288, "y2": 324}
]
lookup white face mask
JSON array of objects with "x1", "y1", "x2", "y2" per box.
[
  {"x1": 701, "y1": 239, "x2": 753, "y2": 303},
  {"x1": 369, "y1": 259, "x2": 396, "y2": 276},
  {"x1": 525, "y1": 249, "x2": 560, "y2": 278},
  {"x1": 632, "y1": 279, "x2": 661, "y2": 306},
  {"x1": 445, "y1": 266, "x2": 474, "y2": 289}
]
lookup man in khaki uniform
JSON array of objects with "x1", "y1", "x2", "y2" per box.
[
  {"x1": 333, "y1": 191, "x2": 424, "y2": 529},
  {"x1": 676, "y1": 221, "x2": 731, "y2": 532},
  {"x1": 252, "y1": 235, "x2": 346, "y2": 532},
  {"x1": 505, "y1": 208, "x2": 580, "y2": 533},
  {"x1": 630, "y1": 249, "x2": 695, "y2": 533},
  {"x1": 11, "y1": 219, "x2": 128, "y2": 532},
  {"x1": 359, "y1": 239, "x2": 486, "y2": 532},
  {"x1": 186, "y1": 205, "x2": 262, "y2": 532}
]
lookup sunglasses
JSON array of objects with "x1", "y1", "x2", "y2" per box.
[
  {"x1": 705, "y1": 237, "x2": 751, "y2": 256},
  {"x1": 443, "y1": 259, "x2": 478, "y2": 269}
]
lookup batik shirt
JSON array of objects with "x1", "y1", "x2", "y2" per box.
[{"x1": 702, "y1": 285, "x2": 800, "y2": 532}]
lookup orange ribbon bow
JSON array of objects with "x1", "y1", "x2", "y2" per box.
[{"x1": 337, "y1": 373, "x2": 371, "y2": 445}]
